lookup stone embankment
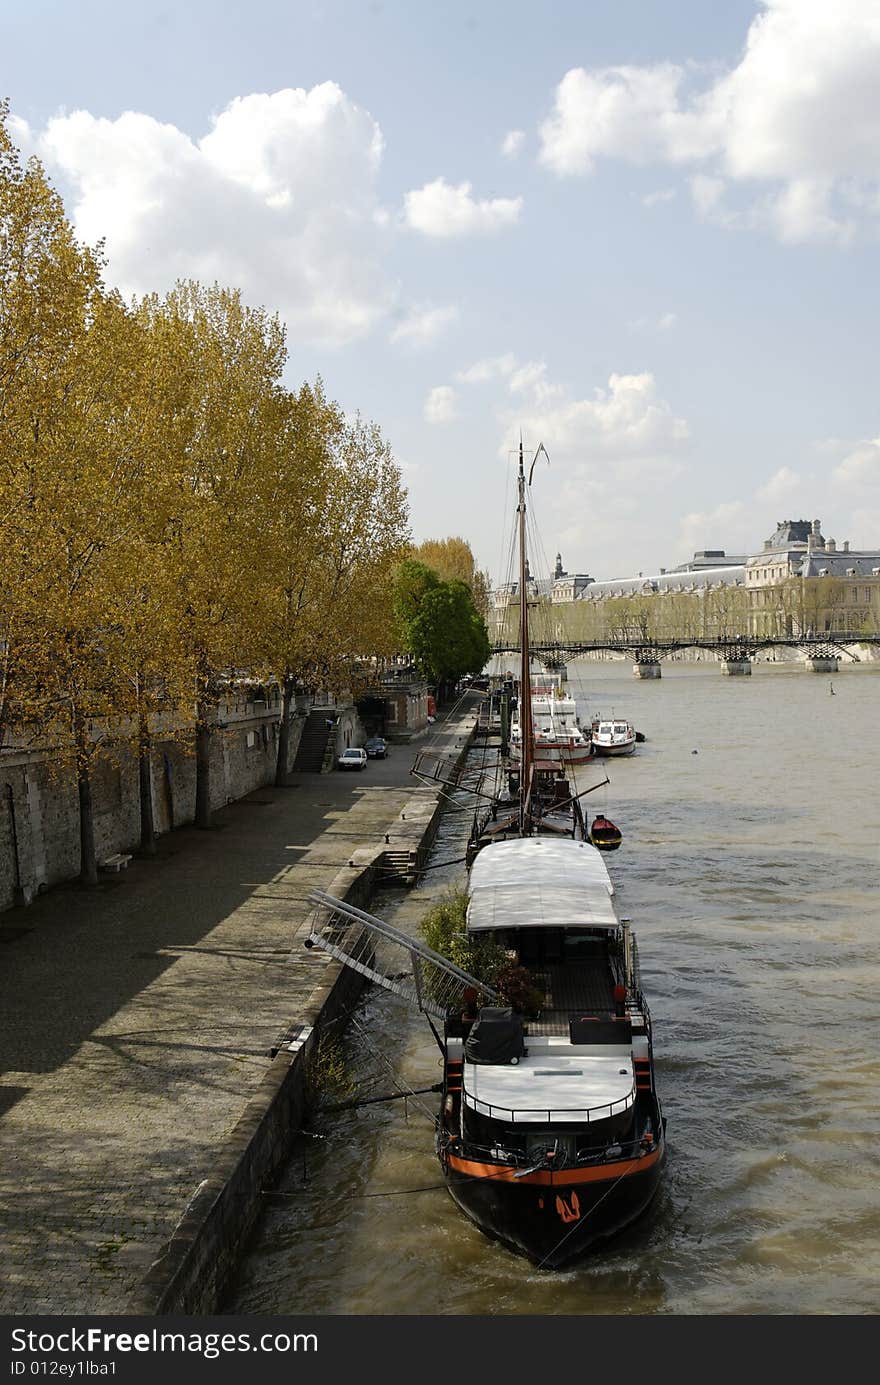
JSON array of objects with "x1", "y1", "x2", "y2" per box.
[{"x1": 0, "y1": 699, "x2": 478, "y2": 1315}]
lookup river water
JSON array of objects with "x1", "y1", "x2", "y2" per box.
[{"x1": 229, "y1": 660, "x2": 879, "y2": 1316}]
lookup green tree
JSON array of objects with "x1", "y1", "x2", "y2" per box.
[{"x1": 406, "y1": 578, "x2": 491, "y2": 690}]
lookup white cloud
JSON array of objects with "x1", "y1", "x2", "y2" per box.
[
  {"x1": 642, "y1": 187, "x2": 676, "y2": 207},
  {"x1": 508, "y1": 371, "x2": 688, "y2": 460},
  {"x1": 690, "y1": 174, "x2": 728, "y2": 218},
  {"x1": 833, "y1": 439, "x2": 880, "y2": 489},
  {"x1": 539, "y1": 63, "x2": 710, "y2": 176},
  {"x1": 538, "y1": 1, "x2": 880, "y2": 243},
  {"x1": 403, "y1": 177, "x2": 523, "y2": 237},
  {"x1": 757, "y1": 466, "x2": 801, "y2": 502},
  {"x1": 848, "y1": 506, "x2": 880, "y2": 546},
  {"x1": 26, "y1": 84, "x2": 393, "y2": 346},
  {"x1": 506, "y1": 371, "x2": 689, "y2": 576},
  {"x1": 442, "y1": 356, "x2": 689, "y2": 575},
  {"x1": 424, "y1": 385, "x2": 458, "y2": 424},
  {"x1": 678, "y1": 501, "x2": 751, "y2": 557},
  {"x1": 501, "y1": 130, "x2": 526, "y2": 159},
  {"x1": 454, "y1": 354, "x2": 563, "y2": 407},
  {"x1": 453, "y1": 355, "x2": 687, "y2": 460},
  {"x1": 389, "y1": 303, "x2": 458, "y2": 347},
  {"x1": 455, "y1": 353, "x2": 518, "y2": 384},
  {"x1": 627, "y1": 311, "x2": 677, "y2": 332},
  {"x1": 769, "y1": 178, "x2": 852, "y2": 245}
]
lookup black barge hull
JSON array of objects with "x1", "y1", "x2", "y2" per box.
[{"x1": 442, "y1": 1136, "x2": 665, "y2": 1269}]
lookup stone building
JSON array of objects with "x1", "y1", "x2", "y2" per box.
[
  {"x1": 489, "y1": 527, "x2": 880, "y2": 644},
  {"x1": 550, "y1": 553, "x2": 595, "y2": 603},
  {"x1": 747, "y1": 519, "x2": 880, "y2": 636}
]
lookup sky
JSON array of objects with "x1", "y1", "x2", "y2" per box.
[{"x1": 4, "y1": 0, "x2": 880, "y2": 583}]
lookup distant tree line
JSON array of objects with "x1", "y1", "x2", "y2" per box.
[{"x1": 494, "y1": 579, "x2": 879, "y2": 647}]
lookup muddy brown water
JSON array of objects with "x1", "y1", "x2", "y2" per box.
[{"x1": 228, "y1": 661, "x2": 880, "y2": 1315}]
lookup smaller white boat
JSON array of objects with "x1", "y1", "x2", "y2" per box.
[{"x1": 590, "y1": 717, "x2": 636, "y2": 757}]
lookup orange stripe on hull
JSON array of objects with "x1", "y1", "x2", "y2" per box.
[{"x1": 446, "y1": 1145, "x2": 663, "y2": 1186}]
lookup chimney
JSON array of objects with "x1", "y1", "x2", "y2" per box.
[
  {"x1": 827, "y1": 538, "x2": 836, "y2": 553},
  {"x1": 843, "y1": 540, "x2": 850, "y2": 553}
]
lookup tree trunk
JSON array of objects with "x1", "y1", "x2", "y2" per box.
[
  {"x1": 74, "y1": 714, "x2": 98, "y2": 886},
  {"x1": 275, "y1": 674, "x2": 294, "y2": 786},
  {"x1": 138, "y1": 708, "x2": 156, "y2": 854},
  {"x1": 195, "y1": 694, "x2": 213, "y2": 829}
]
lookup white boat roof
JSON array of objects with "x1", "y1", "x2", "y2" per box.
[
  {"x1": 467, "y1": 837, "x2": 619, "y2": 932},
  {"x1": 463, "y1": 1048, "x2": 635, "y2": 1124}
]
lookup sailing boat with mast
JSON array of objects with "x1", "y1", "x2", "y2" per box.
[
  {"x1": 305, "y1": 442, "x2": 666, "y2": 1268},
  {"x1": 432, "y1": 442, "x2": 666, "y2": 1265}
]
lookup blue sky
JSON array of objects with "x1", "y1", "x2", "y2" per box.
[{"x1": 5, "y1": 0, "x2": 880, "y2": 581}]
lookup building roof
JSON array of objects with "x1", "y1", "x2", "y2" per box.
[
  {"x1": 798, "y1": 554, "x2": 880, "y2": 578},
  {"x1": 578, "y1": 566, "x2": 745, "y2": 598},
  {"x1": 766, "y1": 519, "x2": 818, "y2": 548},
  {"x1": 671, "y1": 550, "x2": 747, "y2": 571}
]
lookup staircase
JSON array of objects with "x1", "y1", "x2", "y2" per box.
[
  {"x1": 292, "y1": 711, "x2": 334, "y2": 772},
  {"x1": 376, "y1": 848, "x2": 418, "y2": 887}
]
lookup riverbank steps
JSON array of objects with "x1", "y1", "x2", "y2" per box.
[{"x1": 0, "y1": 700, "x2": 479, "y2": 1315}]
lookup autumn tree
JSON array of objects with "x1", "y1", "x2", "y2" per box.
[
  {"x1": 0, "y1": 110, "x2": 160, "y2": 882},
  {"x1": 249, "y1": 385, "x2": 410, "y2": 783},
  {"x1": 0, "y1": 103, "x2": 103, "y2": 757},
  {"x1": 96, "y1": 304, "x2": 204, "y2": 852},
  {"x1": 1, "y1": 100, "x2": 411, "y2": 874},
  {"x1": 141, "y1": 282, "x2": 288, "y2": 828},
  {"x1": 412, "y1": 536, "x2": 490, "y2": 617}
]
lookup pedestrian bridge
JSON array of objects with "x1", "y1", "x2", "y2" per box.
[{"x1": 491, "y1": 633, "x2": 879, "y2": 677}]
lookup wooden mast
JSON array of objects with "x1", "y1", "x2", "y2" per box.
[{"x1": 517, "y1": 439, "x2": 534, "y2": 835}]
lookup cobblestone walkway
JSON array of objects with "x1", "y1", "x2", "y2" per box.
[{"x1": 0, "y1": 710, "x2": 473, "y2": 1314}]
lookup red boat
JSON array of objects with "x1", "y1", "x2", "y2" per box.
[{"x1": 589, "y1": 815, "x2": 623, "y2": 851}]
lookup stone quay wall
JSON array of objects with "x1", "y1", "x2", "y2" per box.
[
  {"x1": 0, "y1": 691, "x2": 365, "y2": 914},
  {"x1": 129, "y1": 709, "x2": 476, "y2": 1316}
]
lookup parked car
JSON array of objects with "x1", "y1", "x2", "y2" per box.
[
  {"x1": 337, "y1": 747, "x2": 367, "y2": 771},
  {"x1": 365, "y1": 737, "x2": 387, "y2": 759}
]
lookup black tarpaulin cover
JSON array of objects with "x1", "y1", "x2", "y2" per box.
[{"x1": 464, "y1": 1007, "x2": 525, "y2": 1065}]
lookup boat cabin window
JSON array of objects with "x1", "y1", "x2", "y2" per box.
[
  {"x1": 505, "y1": 928, "x2": 563, "y2": 965},
  {"x1": 563, "y1": 929, "x2": 608, "y2": 961},
  {"x1": 614, "y1": 723, "x2": 628, "y2": 735}
]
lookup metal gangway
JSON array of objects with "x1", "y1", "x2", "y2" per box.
[{"x1": 305, "y1": 889, "x2": 498, "y2": 1022}]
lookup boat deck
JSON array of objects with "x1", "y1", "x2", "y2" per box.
[{"x1": 526, "y1": 962, "x2": 617, "y2": 1036}]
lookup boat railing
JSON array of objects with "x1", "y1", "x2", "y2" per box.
[
  {"x1": 630, "y1": 936, "x2": 642, "y2": 994},
  {"x1": 463, "y1": 1080, "x2": 636, "y2": 1126}
]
